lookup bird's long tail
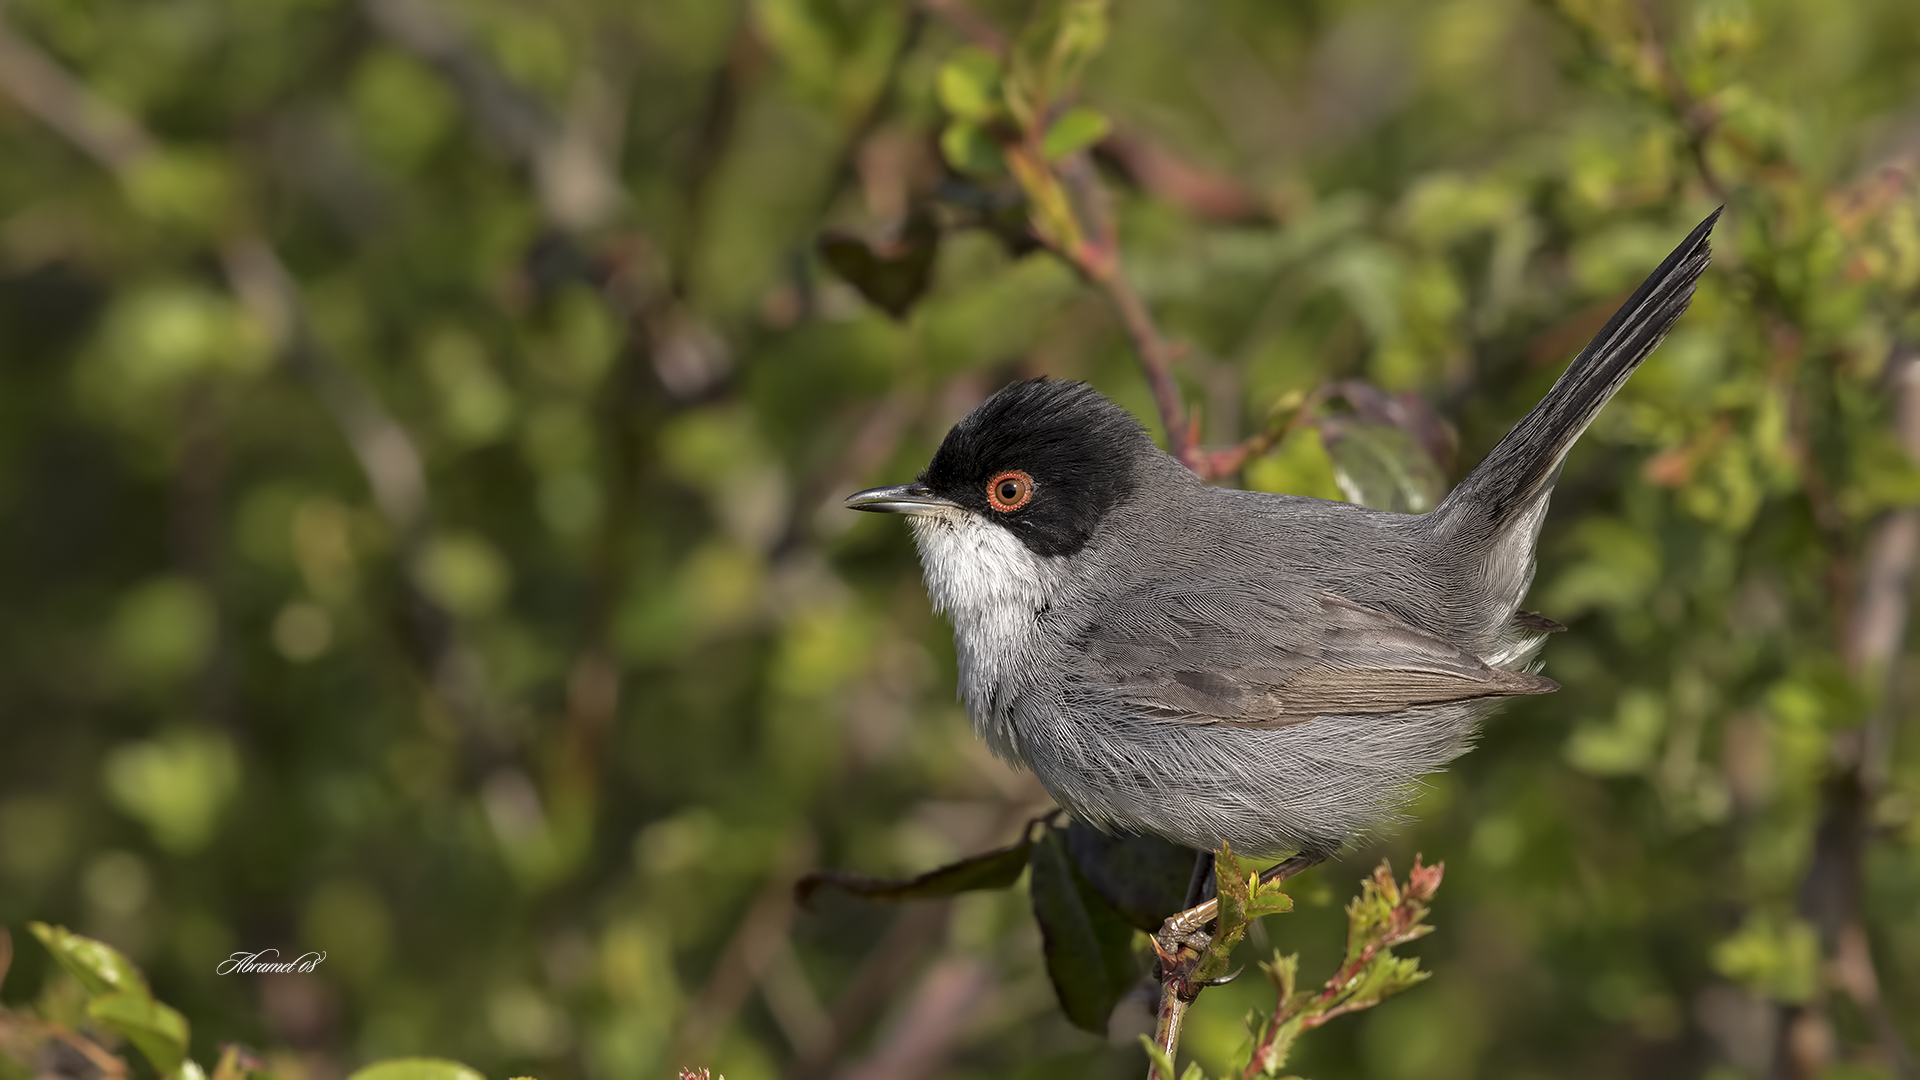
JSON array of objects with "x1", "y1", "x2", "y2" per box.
[{"x1": 1436, "y1": 207, "x2": 1719, "y2": 533}]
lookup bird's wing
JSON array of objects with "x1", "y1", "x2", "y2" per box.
[{"x1": 1076, "y1": 585, "x2": 1556, "y2": 727}]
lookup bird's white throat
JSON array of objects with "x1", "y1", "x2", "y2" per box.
[{"x1": 906, "y1": 507, "x2": 1064, "y2": 756}]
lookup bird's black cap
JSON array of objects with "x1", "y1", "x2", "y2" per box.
[{"x1": 919, "y1": 378, "x2": 1154, "y2": 558}]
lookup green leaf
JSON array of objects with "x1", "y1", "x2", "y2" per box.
[
  {"x1": 1318, "y1": 418, "x2": 1449, "y2": 513},
  {"x1": 1137, "y1": 1034, "x2": 1178, "y2": 1079},
  {"x1": 796, "y1": 823, "x2": 1034, "y2": 905},
  {"x1": 88, "y1": 991, "x2": 190, "y2": 1075},
  {"x1": 1062, "y1": 818, "x2": 1196, "y2": 932},
  {"x1": 816, "y1": 210, "x2": 942, "y2": 320},
  {"x1": 1712, "y1": 915, "x2": 1820, "y2": 1002},
  {"x1": 936, "y1": 48, "x2": 1002, "y2": 121},
  {"x1": 1247, "y1": 873, "x2": 1296, "y2": 919},
  {"x1": 1006, "y1": 0, "x2": 1110, "y2": 127},
  {"x1": 345, "y1": 1059, "x2": 486, "y2": 1080},
  {"x1": 1029, "y1": 827, "x2": 1138, "y2": 1032},
  {"x1": 939, "y1": 121, "x2": 1005, "y2": 176},
  {"x1": 120, "y1": 149, "x2": 238, "y2": 236},
  {"x1": 1260, "y1": 950, "x2": 1299, "y2": 1002},
  {"x1": 1246, "y1": 426, "x2": 1344, "y2": 501},
  {"x1": 29, "y1": 923, "x2": 150, "y2": 999},
  {"x1": 1041, "y1": 105, "x2": 1110, "y2": 159},
  {"x1": 1198, "y1": 844, "x2": 1286, "y2": 984}
]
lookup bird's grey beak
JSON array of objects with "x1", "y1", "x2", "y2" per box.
[{"x1": 845, "y1": 482, "x2": 955, "y2": 515}]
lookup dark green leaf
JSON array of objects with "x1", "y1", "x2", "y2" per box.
[
  {"x1": 1063, "y1": 817, "x2": 1196, "y2": 932},
  {"x1": 1318, "y1": 418, "x2": 1449, "y2": 513},
  {"x1": 817, "y1": 210, "x2": 941, "y2": 319},
  {"x1": 1028, "y1": 827, "x2": 1138, "y2": 1033},
  {"x1": 29, "y1": 923, "x2": 149, "y2": 999},
  {"x1": 939, "y1": 120, "x2": 1005, "y2": 176},
  {"x1": 797, "y1": 823, "x2": 1033, "y2": 906},
  {"x1": 87, "y1": 991, "x2": 190, "y2": 1075}
]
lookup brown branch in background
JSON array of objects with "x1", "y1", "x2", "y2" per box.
[
  {"x1": 217, "y1": 238, "x2": 502, "y2": 764},
  {"x1": 783, "y1": 902, "x2": 954, "y2": 1080},
  {"x1": 0, "y1": 23, "x2": 156, "y2": 168},
  {"x1": 1848, "y1": 350, "x2": 1920, "y2": 785},
  {"x1": 1630, "y1": 0, "x2": 1731, "y2": 204},
  {"x1": 1095, "y1": 130, "x2": 1269, "y2": 225},
  {"x1": 1776, "y1": 347, "x2": 1920, "y2": 1080},
  {"x1": 361, "y1": 0, "x2": 624, "y2": 231},
  {"x1": 673, "y1": 7, "x2": 763, "y2": 297},
  {"x1": 1091, "y1": 266, "x2": 1198, "y2": 462},
  {"x1": 0, "y1": 16, "x2": 502, "y2": 763},
  {"x1": 1624, "y1": 8, "x2": 1914, "y2": 1068},
  {"x1": 836, "y1": 957, "x2": 991, "y2": 1080},
  {"x1": 1057, "y1": 164, "x2": 1283, "y2": 480},
  {"x1": 916, "y1": 0, "x2": 1006, "y2": 52},
  {"x1": 670, "y1": 837, "x2": 817, "y2": 1070},
  {"x1": 916, "y1": 0, "x2": 1293, "y2": 479},
  {"x1": 789, "y1": 382, "x2": 932, "y2": 550},
  {"x1": 817, "y1": 12, "x2": 927, "y2": 227},
  {"x1": 368, "y1": 0, "x2": 671, "y2": 797}
]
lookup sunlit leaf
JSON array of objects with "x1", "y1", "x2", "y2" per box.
[
  {"x1": 1712, "y1": 915, "x2": 1820, "y2": 1003},
  {"x1": 1041, "y1": 105, "x2": 1110, "y2": 160},
  {"x1": 102, "y1": 729, "x2": 241, "y2": 854},
  {"x1": 936, "y1": 48, "x2": 1002, "y2": 121},
  {"x1": 87, "y1": 991, "x2": 190, "y2": 1075},
  {"x1": 28, "y1": 923, "x2": 149, "y2": 999},
  {"x1": 345, "y1": 1059, "x2": 485, "y2": 1080}
]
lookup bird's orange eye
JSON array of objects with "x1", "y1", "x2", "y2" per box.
[{"x1": 986, "y1": 470, "x2": 1034, "y2": 512}]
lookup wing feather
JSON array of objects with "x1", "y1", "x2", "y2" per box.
[{"x1": 1078, "y1": 586, "x2": 1556, "y2": 726}]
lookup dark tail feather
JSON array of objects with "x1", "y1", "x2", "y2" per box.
[{"x1": 1438, "y1": 207, "x2": 1720, "y2": 530}]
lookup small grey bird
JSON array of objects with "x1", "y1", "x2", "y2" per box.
[{"x1": 848, "y1": 210, "x2": 1717, "y2": 859}]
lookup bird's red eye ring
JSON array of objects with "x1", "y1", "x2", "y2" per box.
[{"x1": 986, "y1": 470, "x2": 1034, "y2": 512}]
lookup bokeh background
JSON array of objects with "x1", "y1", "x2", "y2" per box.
[{"x1": 2, "y1": 0, "x2": 1919, "y2": 1078}]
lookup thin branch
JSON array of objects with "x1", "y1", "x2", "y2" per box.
[
  {"x1": 0, "y1": 22, "x2": 155, "y2": 169},
  {"x1": 1795, "y1": 346, "x2": 1920, "y2": 1080},
  {"x1": 0, "y1": 17, "x2": 500, "y2": 760},
  {"x1": 1096, "y1": 130, "x2": 1269, "y2": 225},
  {"x1": 361, "y1": 0, "x2": 623, "y2": 230},
  {"x1": 1147, "y1": 852, "x2": 1323, "y2": 1080},
  {"x1": 916, "y1": 0, "x2": 1006, "y2": 51},
  {"x1": 671, "y1": 837, "x2": 817, "y2": 1069},
  {"x1": 784, "y1": 902, "x2": 951, "y2": 1080},
  {"x1": 836, "y1": 958, "x2": 992, "y2": 1080},
  {"x1": 1093, "y1": 268, "x2": 1196, "y2": 463}
]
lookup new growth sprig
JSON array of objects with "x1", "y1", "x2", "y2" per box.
[{"x1": 1141, "y1": 857, "x2": 1443, "y2": 1080}]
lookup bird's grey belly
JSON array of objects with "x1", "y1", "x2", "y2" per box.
[{"x1": 1003, "y1": 688, "x2": 1495, "y2": 858}]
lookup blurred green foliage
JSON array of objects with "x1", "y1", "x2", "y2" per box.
[{"x1": 1, "y1": 1, "x2": 1919, "y2": 1079}]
